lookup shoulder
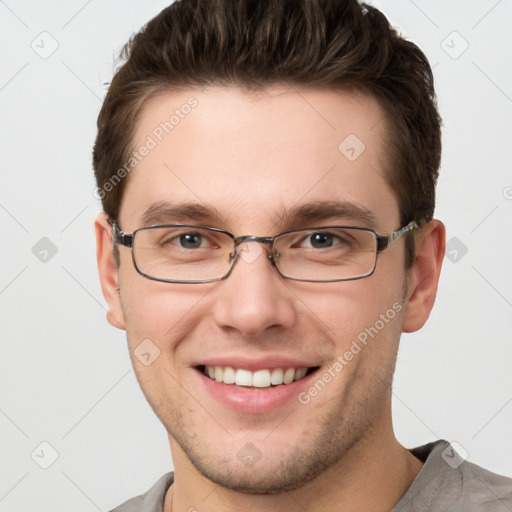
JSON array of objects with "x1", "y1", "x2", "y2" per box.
[
  {"x1": 456, "y1": 458, "x2": 512, "y2": 510},
  {"x1": 395, "y1": 440, "x2": 512, "y2": 512},
  {"x1": 109, "y1": 473, "x2": 174, "y2": 512}
]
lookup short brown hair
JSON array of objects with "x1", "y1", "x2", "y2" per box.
[{"x1": 93, "y1": 0, "x2": 442, "y2": 267}]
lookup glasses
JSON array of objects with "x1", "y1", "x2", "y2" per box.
[{"x1": 112, "y1": 221, "x2": 418, "y2": 284}]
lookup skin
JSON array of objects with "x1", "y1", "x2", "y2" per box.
[{"x1": 95, "y1": 85, "x2": 445, "y2": 512}]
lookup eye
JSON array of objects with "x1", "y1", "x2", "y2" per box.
[
  {"x1": 172, "y1": 232, "x2": 208, "y2": 249},
  {"x1": 299, "y1": 232, "x2": 344, "y2": 249}
]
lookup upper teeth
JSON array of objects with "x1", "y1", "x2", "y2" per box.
[{"x1": 204, "y1": 366, "x2": 308, "y2": 387}]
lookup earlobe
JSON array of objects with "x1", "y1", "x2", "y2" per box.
[
  {"x1": 402, "y1": 220, "x2": 446, "y2": 333},
  {"x1": 94, "y1": 212, "x2": 126, "y2": 331}
]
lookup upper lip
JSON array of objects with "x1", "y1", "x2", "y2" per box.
[{"x1": 194, "y1": 355, "x2": 321, "y2": 372}]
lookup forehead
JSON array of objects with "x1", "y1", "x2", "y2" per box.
[{"x1": 120, "y1": 85, "x2": 398, "y2": 232}]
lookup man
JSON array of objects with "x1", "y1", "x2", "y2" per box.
[{"x1": 93, "y1": 1, "x2": 512, "y2": 511}]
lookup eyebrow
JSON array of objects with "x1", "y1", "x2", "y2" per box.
[
  {"x1": 140, "y1": 201, "x2": 227, "y2": 227},
  {"x1": 139, "y1": 200, "x2": 377, "y2": 230},
  {"x1": 275, "y1": 200, "x2": 377, "y2": 229}
]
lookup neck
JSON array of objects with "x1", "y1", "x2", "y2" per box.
[{"x1": 164, "y1": 403, "x2": 423, "y2": 512}]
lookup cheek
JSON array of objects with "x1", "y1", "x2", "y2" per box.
[
  {"x1": 118, "y1": 267, "x2": 219, "y2": 366},
  {"x1": 295, "y1": 275, "x2": 405, "y2": 396},
  {"x1": 294, "y1": 274, "x2": 404, "y2": 342}
]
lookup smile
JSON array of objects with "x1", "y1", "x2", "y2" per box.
[{"x1": 200, "y1": 365, "x2": 317, "y2": 388}]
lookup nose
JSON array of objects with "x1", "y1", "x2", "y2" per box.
[{"x1": 212, "y1": 241, "x2": 296, "y2": 338}]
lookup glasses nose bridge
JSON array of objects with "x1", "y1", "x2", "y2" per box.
[
  {"x1": 233, "y1": 234, "x2": 274, "y2": 254},
  {"x1": 233, "y1": 234, "x2": 274, "y2": 248},
  {"x1": 231, "y1": 234, "x2": 276, "y2": 263}
]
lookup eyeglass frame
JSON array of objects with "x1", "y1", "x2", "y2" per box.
[{"x1": 111, "y1": 220, "x2": 419, "y2": 284}]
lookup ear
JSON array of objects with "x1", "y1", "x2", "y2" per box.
[
  {"x1": 94, "y1": 212, "x2": 126, "y2": 330},
  {"x1": 402, "y1": 220, "x2": 446, "y2": 333}
]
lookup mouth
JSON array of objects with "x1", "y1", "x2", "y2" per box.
[{"x1": 198, "y1": 365, "x2": 319, "y2": 389}]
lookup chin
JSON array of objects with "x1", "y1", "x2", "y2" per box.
[
  {"x1": 171, "y1": 423, "x2": 366, "y2": 495},
  {"x1": 188, "y1": 456, "x2": 328, "y2": 494}
]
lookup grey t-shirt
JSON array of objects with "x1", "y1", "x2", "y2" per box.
[{"x1": 110, "y1": 440, "x2": 512, "y2": 511}]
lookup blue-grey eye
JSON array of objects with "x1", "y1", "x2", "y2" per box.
[
  {"x1": 178, "y1": 233, "x2": 203, "y2": 249},
  {"x1": 307, "y1": 232, "x2": 336, "y2": 248}
]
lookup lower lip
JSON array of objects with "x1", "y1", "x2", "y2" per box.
[{"x1": 195, "y1": 368, "x2": 318, "y2": 414}]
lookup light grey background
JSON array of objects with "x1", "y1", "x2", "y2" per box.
[{"x1": 1, "y1": 1, "x2": 511, "y2": 510}]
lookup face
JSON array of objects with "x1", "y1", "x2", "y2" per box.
[{"x1": 97, "y1": 86, "x2": 432, "y2": 493}]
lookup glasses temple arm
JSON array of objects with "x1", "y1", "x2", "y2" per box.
[
  {"x1": 111, "y1": 223, "x2": 134, "y2": 248},
  {"x1": 376, "y1": 221, "x2": 419, "y2": 253}
]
